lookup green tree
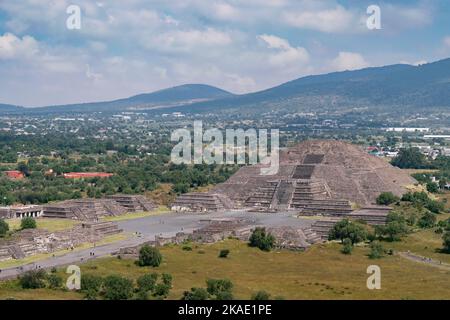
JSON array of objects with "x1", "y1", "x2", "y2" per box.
[
  {"x1": 0, "y1": 219, "x2": 9, "y2": 237},
  {"x1": 249, "y1": 227, "x2": 275, "y2": 251},
  {"x1": 138, "y1": 245, "x2": 162, "y2": 267},
  {"x1": 391, "y1": 148, "x2": 428, "y2": 169},
  {"x1": 182, "y1": 287, "x2": 209, "y2": 300},
  {"x1": 375, "y1": 213, "x2": 409, "y2": 241},
  {"x1": 376, "y1": 192, "x2": 399, "y2": 205},
  {"x1": 21, "y1": 217, "x2": 37, "y2": 230},
  {"x1": 251, "y1": 290, "x2": 271, "y2": 300},
  {"x1": 103, "y1": 275, "x2": 134, "y2": 300}
]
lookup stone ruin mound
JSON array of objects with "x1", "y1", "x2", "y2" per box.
[
  {"x1": 43, "y1": 195, "x2": 157, "y2": 220},
  {"x1": 170, "y1": 192, "x2": 233, "y2": 212},
  {"x1": 212, "y1": 140, "x2": 415, "y2": 212}
]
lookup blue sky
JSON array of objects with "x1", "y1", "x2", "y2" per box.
[{"x1": 0, "y1": 0, "x2": 449, "y2": 106}]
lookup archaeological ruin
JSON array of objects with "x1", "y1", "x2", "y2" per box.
[{"x1": 173, "y1": 140, "x2": 414, "y2": 220}]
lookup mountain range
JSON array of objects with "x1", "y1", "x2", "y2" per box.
[{"x1": 2, "y1": 57, "x2": 450, "y2": 115}]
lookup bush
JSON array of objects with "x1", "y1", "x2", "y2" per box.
[
  {"x1": 218, "y1": 249, "x2": 230, "y2": 258},
  {"x1": 19, "y1": 270, "x2": 47, "y2": 289},
  {"x1": 20, "y1": 217, "x2": 37, "y2": 230},
  {"x1": 182, "y1": 287, "x2": 209, "y2": 300},
  {"x1": 0, "y1": 219, "x2": 9, "y2": 237},
  {"x1": 251, "y1": 290, "x2": 271, "y2": 300},
  {"x1": 391, "y1": 148, "x2": 428, "y2": 169},
  {"x1": 162, "y1": 273, "x2": 172, "y2": 287},
  {"x1": 443, "y1": 232, "x2": 450, "y2": 253},
  {"x1": 47, "y1": 274, "x2": 63, "y2": 289},
  {"x1": 103, "y1": 275, "x2": 134, "y2": 300},
  {"x1": 368, "y1": 241, "x2": 384, "y2": 259},
  {"x1": 80, "y1": 274, "x2": 103, "y2": 297},
  {"x1": 376, "y1": 192, "x2": 399, "y2": 205},
  {"x1": 426, "y1": 182, "x2": 439, "y2": 193},
  {"x1": 138, "y1": 245, "x2": 162, "y2": 267},
  {"x1": 136, "y1": 273, "x2": 158, "y2": 293},
  {"x1": 329, "y1": 219, "x2": 368, "y2": 244},
  {"x1": 249, "y1": 228, "x2": 275, "y2": 251},
  {"x1": 341, "y1": 238, "x2": 353, "y2": 255},
  {"x1": 206, "y1": 279, "x2": 233, "y2": 300},
  {"x1": 418, "y1": 212, "x2": 437, "y2": 229},
  {"x1": 153, "y1": 283, "x2": 171, "y2": 298}
]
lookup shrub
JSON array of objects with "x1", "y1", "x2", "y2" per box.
[
  {"x1": 206, "y1": 279, "x2": 233, "y2": 300},
  {"x1": 20, "y1": 217, "x2": 37, "y2": 230},
  {"x1": 249, "y1": 227, "x2": 275, "y2": 251},
  {"x1": 19, "y1": 270, "x2": 47, "y2": 289},
  {"x1": 103, "y1": 275, "x2": 134, "y2": 300},
  {"x1": 182, "y1": 287, "x2": 209, "y2": 300},
  {"x1": 218, "y1": 249, "x2": 230, "y2": 258},
  {"x1": 251, "y1": 290, "x2": 271, "y2": 300},
  {"x1": 418, "y1": 212, "x2": 437, "y2": 229},
  {"x1": 0, "y1": 219, "x2": 9, "y2": 237},
  {"x1": 162, "y1": 273, "x2": 172, "y2": 287},
  {"x1": 341, "y1": 238, "x2": 353, "y2": 255},
  {"x1": 47, "y1": 274, "x2": 63, "y2": 289},
  {"x1": 80, "y1": 274, "x2": 103, "y2": 296},
  {"x1": 368, "y1": 241, "x2": 384, "y2": 259},
  {"x1": 376, "y1": 192, "x2": 399, "y2": 205},
  {"x1": 138, "y1": 245, "x2": 162, "y2": 267},
  {"x1": 443, "y1": 232, "x2": 450, "y2": 253},
  {"x1": 426, "y1": 182, "x2": 439, "y2": 193},
  {"x1": 136, "y1": 273, "x2": 158, "y2": 293},
  {"x1": 153, "y1": 283, "x2": 171, "y2": 298}
]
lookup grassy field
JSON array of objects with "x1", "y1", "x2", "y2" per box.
[
  {"x1": 1, "y1": 239, "x2": 449, "y2": 300},
  {"x1": 102, "y1": 206, "x2": 170, "y2": 222},
  {"x1": 5, "y1": 218, "x2": 79, "y2": 233}
]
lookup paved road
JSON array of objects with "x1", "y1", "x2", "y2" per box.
[
  {"x1": 398, "y1": 251, "x2": 450, "y2": 271},
  {"x1": 0, "y1": 211, "x2": 312, "y2": 280}
]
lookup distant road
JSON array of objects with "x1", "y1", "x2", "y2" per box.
[{"x1": 0, "y1": 211, "x2": 311, "y2": 280}]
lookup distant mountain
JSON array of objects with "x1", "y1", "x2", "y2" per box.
[
  {"x1": 2, "y1": 58, "x2": 450, "y2": 115},
  {"x1": 27, "y1": 84, "x2": 234, "y2": 114},
  {"x1": 166, "y1": 58, "x2": 450, "y2": 114},
  {"x1": 0, "y1": 103, "x2": 24, "y2": 112}
]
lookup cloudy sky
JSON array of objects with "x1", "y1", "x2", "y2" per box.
[{"x1": 0, "y1": 0, "x2": 449, "y2": 107}]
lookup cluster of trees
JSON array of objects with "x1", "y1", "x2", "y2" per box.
[
  {"x1": 19, "y1": 269, "x2": 63, "y2": 290},
  {"x1": 182, "y1": 278, "x2": 234, "y2": 300},
  {"x1": 329, "y1": 213, "x2": 410, "y2": 257},
  {"x1": 80, "y1": 272, "x2": 172, "y2": 300},
  {"x1": 401, "y1": 191, "x2": 445, "y2": 214},
  {"x1": 0, "y1": 154, "x2": 238, "y2": 205}
]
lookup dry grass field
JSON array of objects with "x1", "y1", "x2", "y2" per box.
[{"x1": 1, "y1": 238, "x2": 448, "y2": 300}]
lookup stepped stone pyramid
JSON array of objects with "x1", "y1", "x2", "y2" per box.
[{"x1": 212, "y1": 140, "x2": 415, "y2": 211}]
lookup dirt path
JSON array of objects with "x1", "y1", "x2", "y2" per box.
[{"x1": 398, "y1": 251, "x2": 450, "y2": 271}]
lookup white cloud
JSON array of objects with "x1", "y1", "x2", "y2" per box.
[
  {"x1": 283, "y1": 5, "x2": 358, "y2": 33},
  {"x1": 0, "y1": 32, "x2": 38, "y2": 59},
  {"x1": 331, "y1": 52, "x2": 370, "y2": 71},
  {"x1": 258, "y1": 34, "x2": 309, "y2": 67}
]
